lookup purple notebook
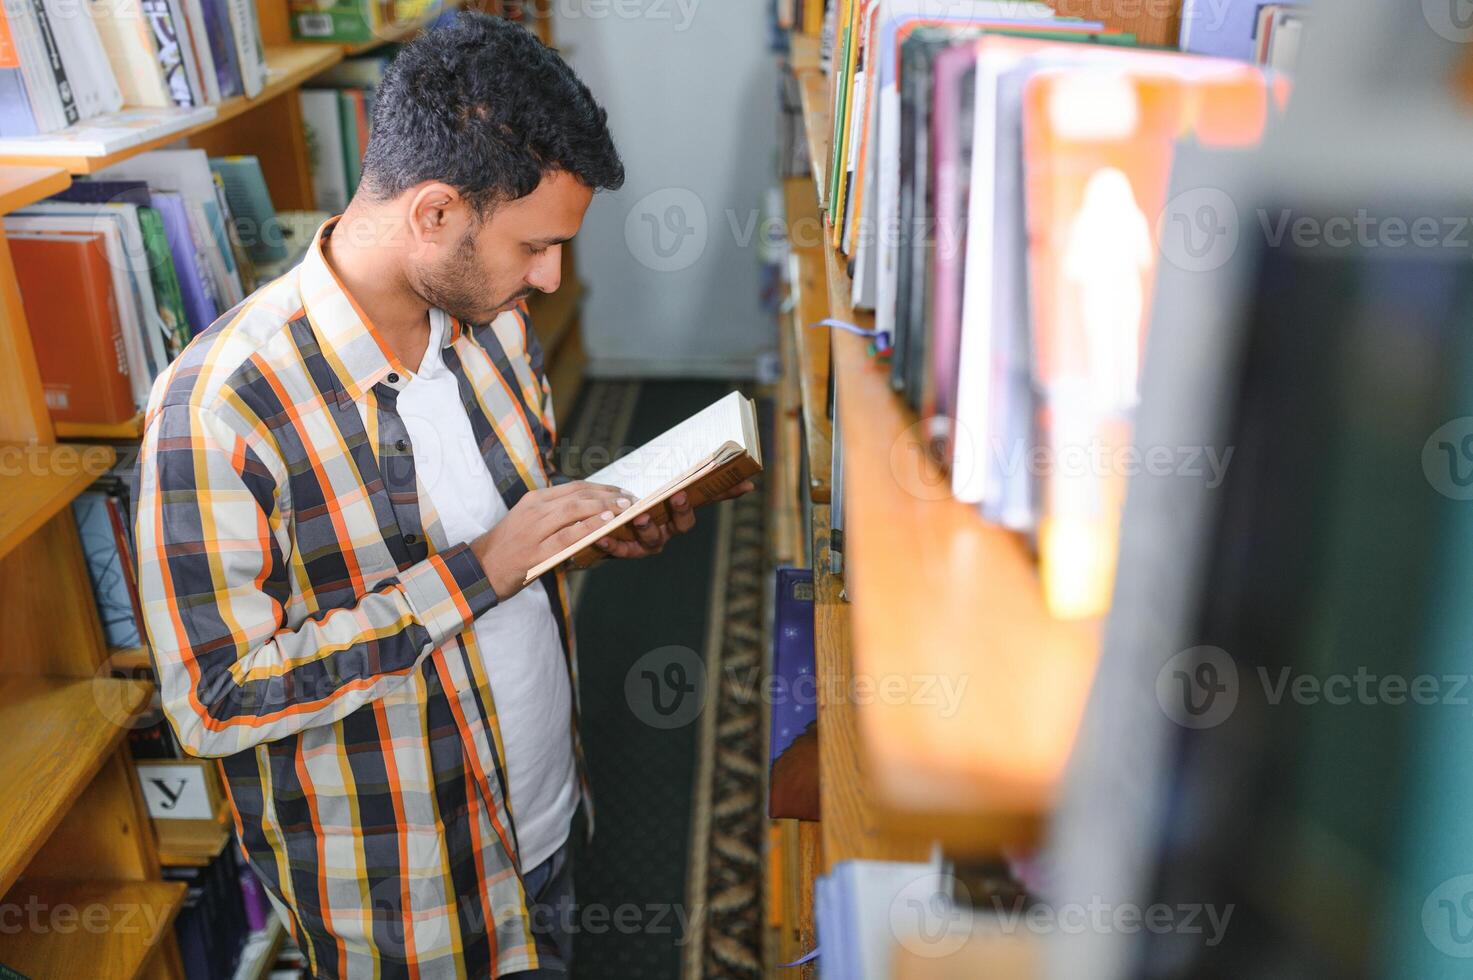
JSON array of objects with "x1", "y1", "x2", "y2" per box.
[
  {"x1": 926, "y1": 42, "x2": 979, "y2": 431},
  {"x1": 151, "y1": 191, "x2": 219, "y2": 336},
  {"x1": 769, "y1": 568, "x2": 817, "y2": 820}
]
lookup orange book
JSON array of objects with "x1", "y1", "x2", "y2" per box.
[
  {"x1": 1022, "y1": 60, "x2": 1276, "y2": 620},
  {"x1": 12, "y1": 233, "x2": 135, "y2": 425}
]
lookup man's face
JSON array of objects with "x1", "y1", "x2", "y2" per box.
[{"x1": 413, "y1": 169, "x2": 594, "y2": 324}]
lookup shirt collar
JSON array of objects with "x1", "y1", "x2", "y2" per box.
[{"x1": 298, "y1": 215, "x2": 467, "y2": 403}]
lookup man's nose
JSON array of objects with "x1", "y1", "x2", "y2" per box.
[{"x1": 527, "y1": 245, "x2": 562, "y2": 293}]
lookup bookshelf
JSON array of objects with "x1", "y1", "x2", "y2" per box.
[
  {"x1": 784, "y1": 177, "x2": 832, "y2": 503},
  {"x1": 0, "y1": 879, "x2": 189, "y2": 979},
  {"x1": 781, "y1": 49, "x2": 1102, "y2": 863},
  {"x1": 0, "y1": 675, "x2": 152, "y2": 894},
  {"x1": 0, "y1": 443, "x2": 115, "y2": 558}
]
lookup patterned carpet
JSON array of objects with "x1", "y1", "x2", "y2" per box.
[{"x1": 561, "y1": 380, "x2": 768, "y2": 980}]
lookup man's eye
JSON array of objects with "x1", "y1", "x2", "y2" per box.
[{"x1": 527, "y1": 244, "x2": 547, "y2": 256}]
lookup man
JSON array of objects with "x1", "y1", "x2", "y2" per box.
[{"x1": 135, "y1": 14, "x2": 751, "y2": 977}]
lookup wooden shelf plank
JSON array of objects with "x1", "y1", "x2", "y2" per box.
[
  {"x1": 820, "y1": 220, "x2": 1101, "y2": 852},
  {"x1": 0, "y1": 46, "x2": 346, "y2": 174},
  {"x1": 893, "y1": 927, "x2": 1040, "y2": 979},
  {"x1": 795, "y1": 68, "x2": 830, "y2": 207},
  {"x1": 813, "y1": 504, "x2": 929, "y2": 870},
  {"x1": 55, "y1": 413, "x2": 145, "y2": 441},
  {"x1": 155, "y1": 819, "x2": 230, "y2": 868},
  {"x1": 0, "y1": 166, "x2": 70, "y2": 214},
  {"x1": 0, "y1": 442, "x2": 115, "y2": 561},
  {"x1": 232, "y1": 918, "x2": 286, "y2": 980},
  {"x1": 0, "y1": 675, "x2": 153, "y2": 894},
  {"x1": 0, "y1": 878, "x2": 187, "y2": 980},
  {"x1": 789, "y1": 32, "x2": 821, "y2": 74},
  {"x1": 784, "y1": 176, "x2": 832, "y2": 503}
]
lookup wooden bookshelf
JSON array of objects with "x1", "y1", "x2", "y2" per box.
[
  {"x1": 155, "y1": 819, "x2": 232, "y2": 869},
  {"x1": 781, "y1": 50, "x2": 1105, "y2": 852},
  {"x1": 0, "y1": 46, "x2": 346, "y2": 175},
  {"x1": 0, "y1": 165, "x2": 70, "y2": 212},
  {"x1": 784, "y1": 176, "x2": 832, "y2": 503},
  {"x1": 0, "y1": 675, "x2": 152, "y2": 895},
  {"x1": 796, "y1": 69, "x2": 830, "y2": 207},
  {"x1": 55, "y1": 414, "x2": 146, "y2": 441},
  {"x1": 892, "y1": 928, "x2": 1040, "y2": 979},
  {"x1": 0, "y1": 878, "x2": 188, "y2": 979},
  {"x1": 812, "y1": 505, "x2": 930, "y2": 869},
  {"x1": 0, "y1": 443, "x2": 115, "y2": 560}
]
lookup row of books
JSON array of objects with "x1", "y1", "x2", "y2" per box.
[
  {"x1": 812, "y1": 0, "x2": 1295, "y2": 620},
  {"x1": 298, "y1": 54, "x2": 395, "y2": 212},
  {"x1": 8, "y1": 148, "x2": 325, "y2": 426},
  {"x1": 0, "y1": 0, "x2": 270, "y2": 137}
]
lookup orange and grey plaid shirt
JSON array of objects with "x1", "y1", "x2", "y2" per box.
[{"x1": 136, "y1": 218, "x2": 586, "y2": 978}]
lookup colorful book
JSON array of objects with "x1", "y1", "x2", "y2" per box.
[
  {"x1": 1179, "y1": 0, "x2": 1305, "y2": 60},
  {"x1": 88, "y1": 0, "x2": 173, "y2": 108},
  {"x1": 769, "y1": 568, "x2": 817, "y2": 820},
  {"x1": 299, "y1": 88, "x2": 349, "y2": 213},
  {"x1": 1022, "y1": 58, "x2": 1275, "y2": 619},
  {"x1": 209, "y1": 155, "x2": 286, "y2": 263},
  {"x1": 198, "y1": 0, "x2": 244, "y2": 99},
  {"x1": 10, "y1": 232, "x2": 134, "y2": 424}
]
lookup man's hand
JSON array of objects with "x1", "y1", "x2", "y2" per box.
[
  {"x1": 471, "y1": 481, "x2": 631, "y2": 598},
  {"x1": 592, "y1": 479, "x2": 757, "y2": 560}
]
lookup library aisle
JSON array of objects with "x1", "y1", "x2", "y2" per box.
[{"x1": 2, "y1": 0, "x2": 1469, "y2": 978}]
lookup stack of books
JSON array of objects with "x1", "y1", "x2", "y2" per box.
[
  {"x1": 0, "y1": 0, "x2": 270, "y2": 145},
  {"x1": 6, "y1": 148, "x2": 324, "y2": 428},
  {"x1": 817, "y1": 0, "x2": 1297, "y2": 621}
]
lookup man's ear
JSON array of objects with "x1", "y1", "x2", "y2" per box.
[{"x1": 405, "y1": 182, "x2": 464, "y2": 257}]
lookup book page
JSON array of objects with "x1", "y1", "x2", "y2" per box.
[{"x1": 586, "y1": 390, "x2": 749, "y2": 501}]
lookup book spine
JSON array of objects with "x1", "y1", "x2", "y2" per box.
[
  {"x1": 29, "y1": 0, "x2": 75, "y2": 124},
  {"x1": 198, "y1": 0, "x2": 241, "y2": 99},
  {"x1": 225, "y1": 0, "x2": 262, "y2": 98},
  {"x1": 140, "y1": 0, "x2": 194, "y2": 106}
]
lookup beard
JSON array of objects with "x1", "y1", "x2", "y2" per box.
[{"x1": 415, "y1": 230, "x2": 529, "y2": 325}]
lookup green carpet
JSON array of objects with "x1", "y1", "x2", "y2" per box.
[{"x1": 565, "y1": 380, "x2": 732, "y2": 979}]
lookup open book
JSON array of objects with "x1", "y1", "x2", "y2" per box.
[{"x1": 523, "y1": 391, "x2": 764, "y2": 583}]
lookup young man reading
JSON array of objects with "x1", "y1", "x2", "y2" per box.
[{"x1": 135, "y1": 14, "x2": 752, "y2": 977}]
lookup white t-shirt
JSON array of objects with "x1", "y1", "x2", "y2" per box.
[{"x1": 397, "y1": 309, "x2": 576, "y2": 871}]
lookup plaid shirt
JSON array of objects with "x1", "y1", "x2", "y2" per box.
[{"x1": 136, "y1": 218, "x2": 587, "y2": 978}]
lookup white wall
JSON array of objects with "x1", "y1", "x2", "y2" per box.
[{"x1": 553, "y1": 0, "x2": 779, "y2": 378}]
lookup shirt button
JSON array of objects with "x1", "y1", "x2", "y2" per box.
[
  {"x1": 404, "y1": 534, "x2": 418, "y2": 545},
  {"x1": 386, "y1": 372, "x2": 400, "y2": 384},
  {"x1": 395, "y1": 439, "x2": 408, "y2": 452}
]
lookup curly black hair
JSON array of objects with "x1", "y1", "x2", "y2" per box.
[{"x1": 359, "y1": 11, "x2": 624, "y2": 213}]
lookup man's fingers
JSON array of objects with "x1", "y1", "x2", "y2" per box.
[
  {"x1": 669, "y1": 492, "x2": 695, "y2": 533},
  {"x1": 630, "y1": 511, "x2": 664, "y2": 551},
  {"x1": 537, "y1": 488, "x2": 631, "y2": 536}
]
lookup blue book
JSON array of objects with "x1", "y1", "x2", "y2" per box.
[
  {"x1": 1179, "y1": 0, "x2": 1305, "y2": 60},
  {"x1": 151, "y1": 191, "x2": 219, "y2": 335},
  {"x1": 198, "y1": 0, "x2": 244, "y2": 99},
  {"x1": 72, "y1": 491, "x2": 142, "y2": 649},
  {"x1": 52, "y1": 179, "x2": 152, "y2": 207},
  {"x1": 769, "y1": 567, "x2": 817, "y2": 819},
  {"x1": 0, "y1": 70, "x2": 37, "y2": 138}
]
